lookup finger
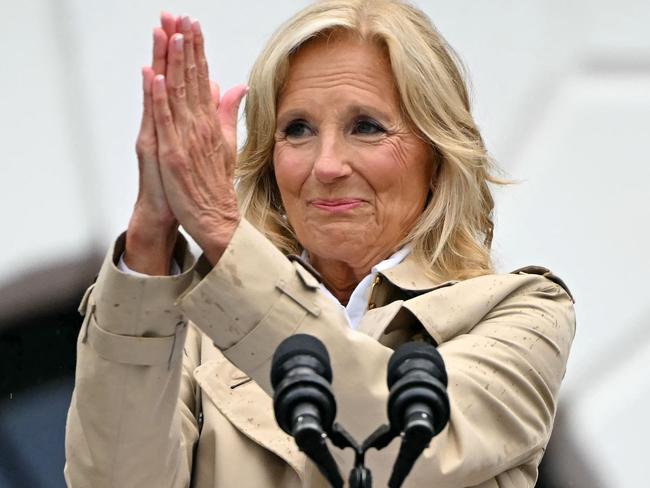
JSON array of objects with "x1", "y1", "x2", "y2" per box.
[
  {"x1": 180, "y1": 15, "x2": 199, "y2": 109},
  {"x1": 192, "y1": 20, "x2": 212, "y2": 107},
  {"x1": 138, "y1": 67, "x2": 155, "y2": 138},
  {"x1": 152, "y1": 75, "x2": 181, "y2": 160},
  {"x1": 151, "y1": 27, "x2": 168, "y2": 76},
  {"x1": 217, "y1": 84, "x2": 249, "y2": 153},
  {"x1": 136, "y1": 68, "x2": 157, "y2": 197},
  {"x1": 160, "y1": 11, "x2": 177, "y2": 38},
  {"x1": 166, "y1": 34, "x2": 189, "y2": 124}
]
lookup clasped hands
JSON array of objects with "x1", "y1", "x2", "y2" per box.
[{"x1": 125, "y1": 12, "x2": 248, "y2": 275}]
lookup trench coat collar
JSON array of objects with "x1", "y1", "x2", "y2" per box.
[
  {"x1": 379, "y1": 254, "x2": 456, "y2": 292},
  {"x1": 354, "y1": 255, "x2": 459, "y2": 343}
]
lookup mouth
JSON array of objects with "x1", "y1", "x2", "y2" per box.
[{"x1": 309, "y1": 198, "x2": 365, "y2": 213}]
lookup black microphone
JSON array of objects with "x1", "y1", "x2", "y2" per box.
[
  {"x1": 271, "y1": 334, "x2": 343, "y2": 488},
  {"x1": 386, "y1": 341, "x2": 450, "y2": 488}
]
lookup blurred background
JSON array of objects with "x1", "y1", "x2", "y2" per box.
[{"x1": 1, "y1": 0, "x2": 648, "y2": 486}]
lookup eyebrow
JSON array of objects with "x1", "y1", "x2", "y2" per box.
[{"x1": 276, "y1": 104, "x2": 394, "y2": 124}]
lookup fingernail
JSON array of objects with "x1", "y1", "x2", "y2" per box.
[
  {"x1": 192, "y1": 20, "x2": 202, "y2": 34},
  {"x1": 182, "y1": 15, "x2": 191, "y2": 31},
  {"x1": 175, "y1": 34, "x2": 184, "y2": 51},
  {"x1": 154, "y1": 74, "x2": 165, "y2": 90}
]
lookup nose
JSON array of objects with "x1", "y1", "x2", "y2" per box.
[{"x1": 312, "y1": 133, "x2": 352, "y2": 184}]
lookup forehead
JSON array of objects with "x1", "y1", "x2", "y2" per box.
[{"x1": 279, "y1": 32, "x2": 399, "y2": 107}]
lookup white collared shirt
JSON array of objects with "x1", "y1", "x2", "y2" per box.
[
  {"x1": 118, "y1": 254, "x2": 181, "y2": 277},
  {"x1": 301, "y1": 246, "x2": 411, "y2": 330}
]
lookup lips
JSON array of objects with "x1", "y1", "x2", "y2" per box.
[{"x1": 309, "y1": 198, "x2": 364, "y2": 213}]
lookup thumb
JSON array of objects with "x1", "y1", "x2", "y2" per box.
[
  {"x1": 209, "y1": 81, "x2": 221, "y2": 108},
  {"x1": 217, "y1": 84, "x2": 249, "y2": 152}
]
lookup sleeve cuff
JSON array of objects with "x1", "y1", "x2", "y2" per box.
[
  {"x1": 88, "y1": 231, "x2": 197, "y2": 338},
  {"x1": 117, "y1": 253, "x2": 182, "y2": 277}
]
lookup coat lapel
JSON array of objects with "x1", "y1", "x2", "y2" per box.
[
  {"x1": 193, "y1": 352, "x2": 307, "y2": 481},
  {"x1": 356, "y1": 300, "x2": 404, "y2": 340}
]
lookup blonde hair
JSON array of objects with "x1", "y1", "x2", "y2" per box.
[{"x1": 237, "y1": 0, "x2": 503, "y2": 283}]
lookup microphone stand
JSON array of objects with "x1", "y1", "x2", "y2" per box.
[
  {"x1": 326, "y1": 423, "x2": 398, "y2": 488},
  {"x1": 313, "y1": 417, "x2": 436, "y2": 488}
]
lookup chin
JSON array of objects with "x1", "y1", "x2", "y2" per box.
[{"x1": 299, "y1": 227, "x2": 371, "y2": 263}]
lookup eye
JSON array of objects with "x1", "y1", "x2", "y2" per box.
[
  {"x1": 283, "y1": 120, "x2": 314, "y2": 140},
  {"x1": 353, "y1": 118, "x2": 385, "y2": 136}
]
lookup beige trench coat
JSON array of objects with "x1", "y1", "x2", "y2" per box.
[{"x1": 64, "y1": 219, "x2": 575, "y2": 488}]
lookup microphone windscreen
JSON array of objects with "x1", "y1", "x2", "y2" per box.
[
  {"x1": 271, "y1": 334, "x2": 332, "y2": 388},
  {"x1": 387, "y1": 341, "x2": 447, "y2": 389}
]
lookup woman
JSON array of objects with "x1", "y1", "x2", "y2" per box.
[{"x1": 65, "y1": 1, "x2": 575, "y2": 487}]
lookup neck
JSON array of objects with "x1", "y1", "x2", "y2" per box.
[{"x1": 308, "y1": 255, "x2": 370, "y2": 305}]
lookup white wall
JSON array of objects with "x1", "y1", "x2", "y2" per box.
[{"x1": 2, "y1": 1, "x2": 648, "y2": 485}]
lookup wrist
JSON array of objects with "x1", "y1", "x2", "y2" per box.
[
  {"x1": 125, "y1": 218, "x2": 179, "y2": 276},
  {"x1": 199, "y1": 216, "x2": 240, "y2": 267}
]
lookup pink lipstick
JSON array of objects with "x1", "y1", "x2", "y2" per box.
[{"x1": 310, "y1": 198, "x2": 363, "y2": 213}]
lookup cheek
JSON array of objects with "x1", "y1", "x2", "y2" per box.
[
  {"x1": 367, "y1": 139, "x2": 431, "y2": 196},
  {"x1": 273, "y1": 144, "x2": 311, "y2": 200},
  {"x1": 362, "y1": 138, "x2": 432, "y2": 224}
]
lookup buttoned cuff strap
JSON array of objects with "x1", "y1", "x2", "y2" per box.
[{"x1": 82, "y1": 312, "x2": 188, "y2": 369}]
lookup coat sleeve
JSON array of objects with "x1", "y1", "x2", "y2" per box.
[
  {"x1": 408, "y1": 276, "x2": 575, "y2": 487},
  {"x1": 64, "y1": 233, "x2": 201, "y2": 488},
  {"x1": 178, "y1": 219, "x2": 576, "y2": 488}
]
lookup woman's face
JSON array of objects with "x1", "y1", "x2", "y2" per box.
[{"x1": 273, "y1": 33, "x2": 434, "y2": 271}]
